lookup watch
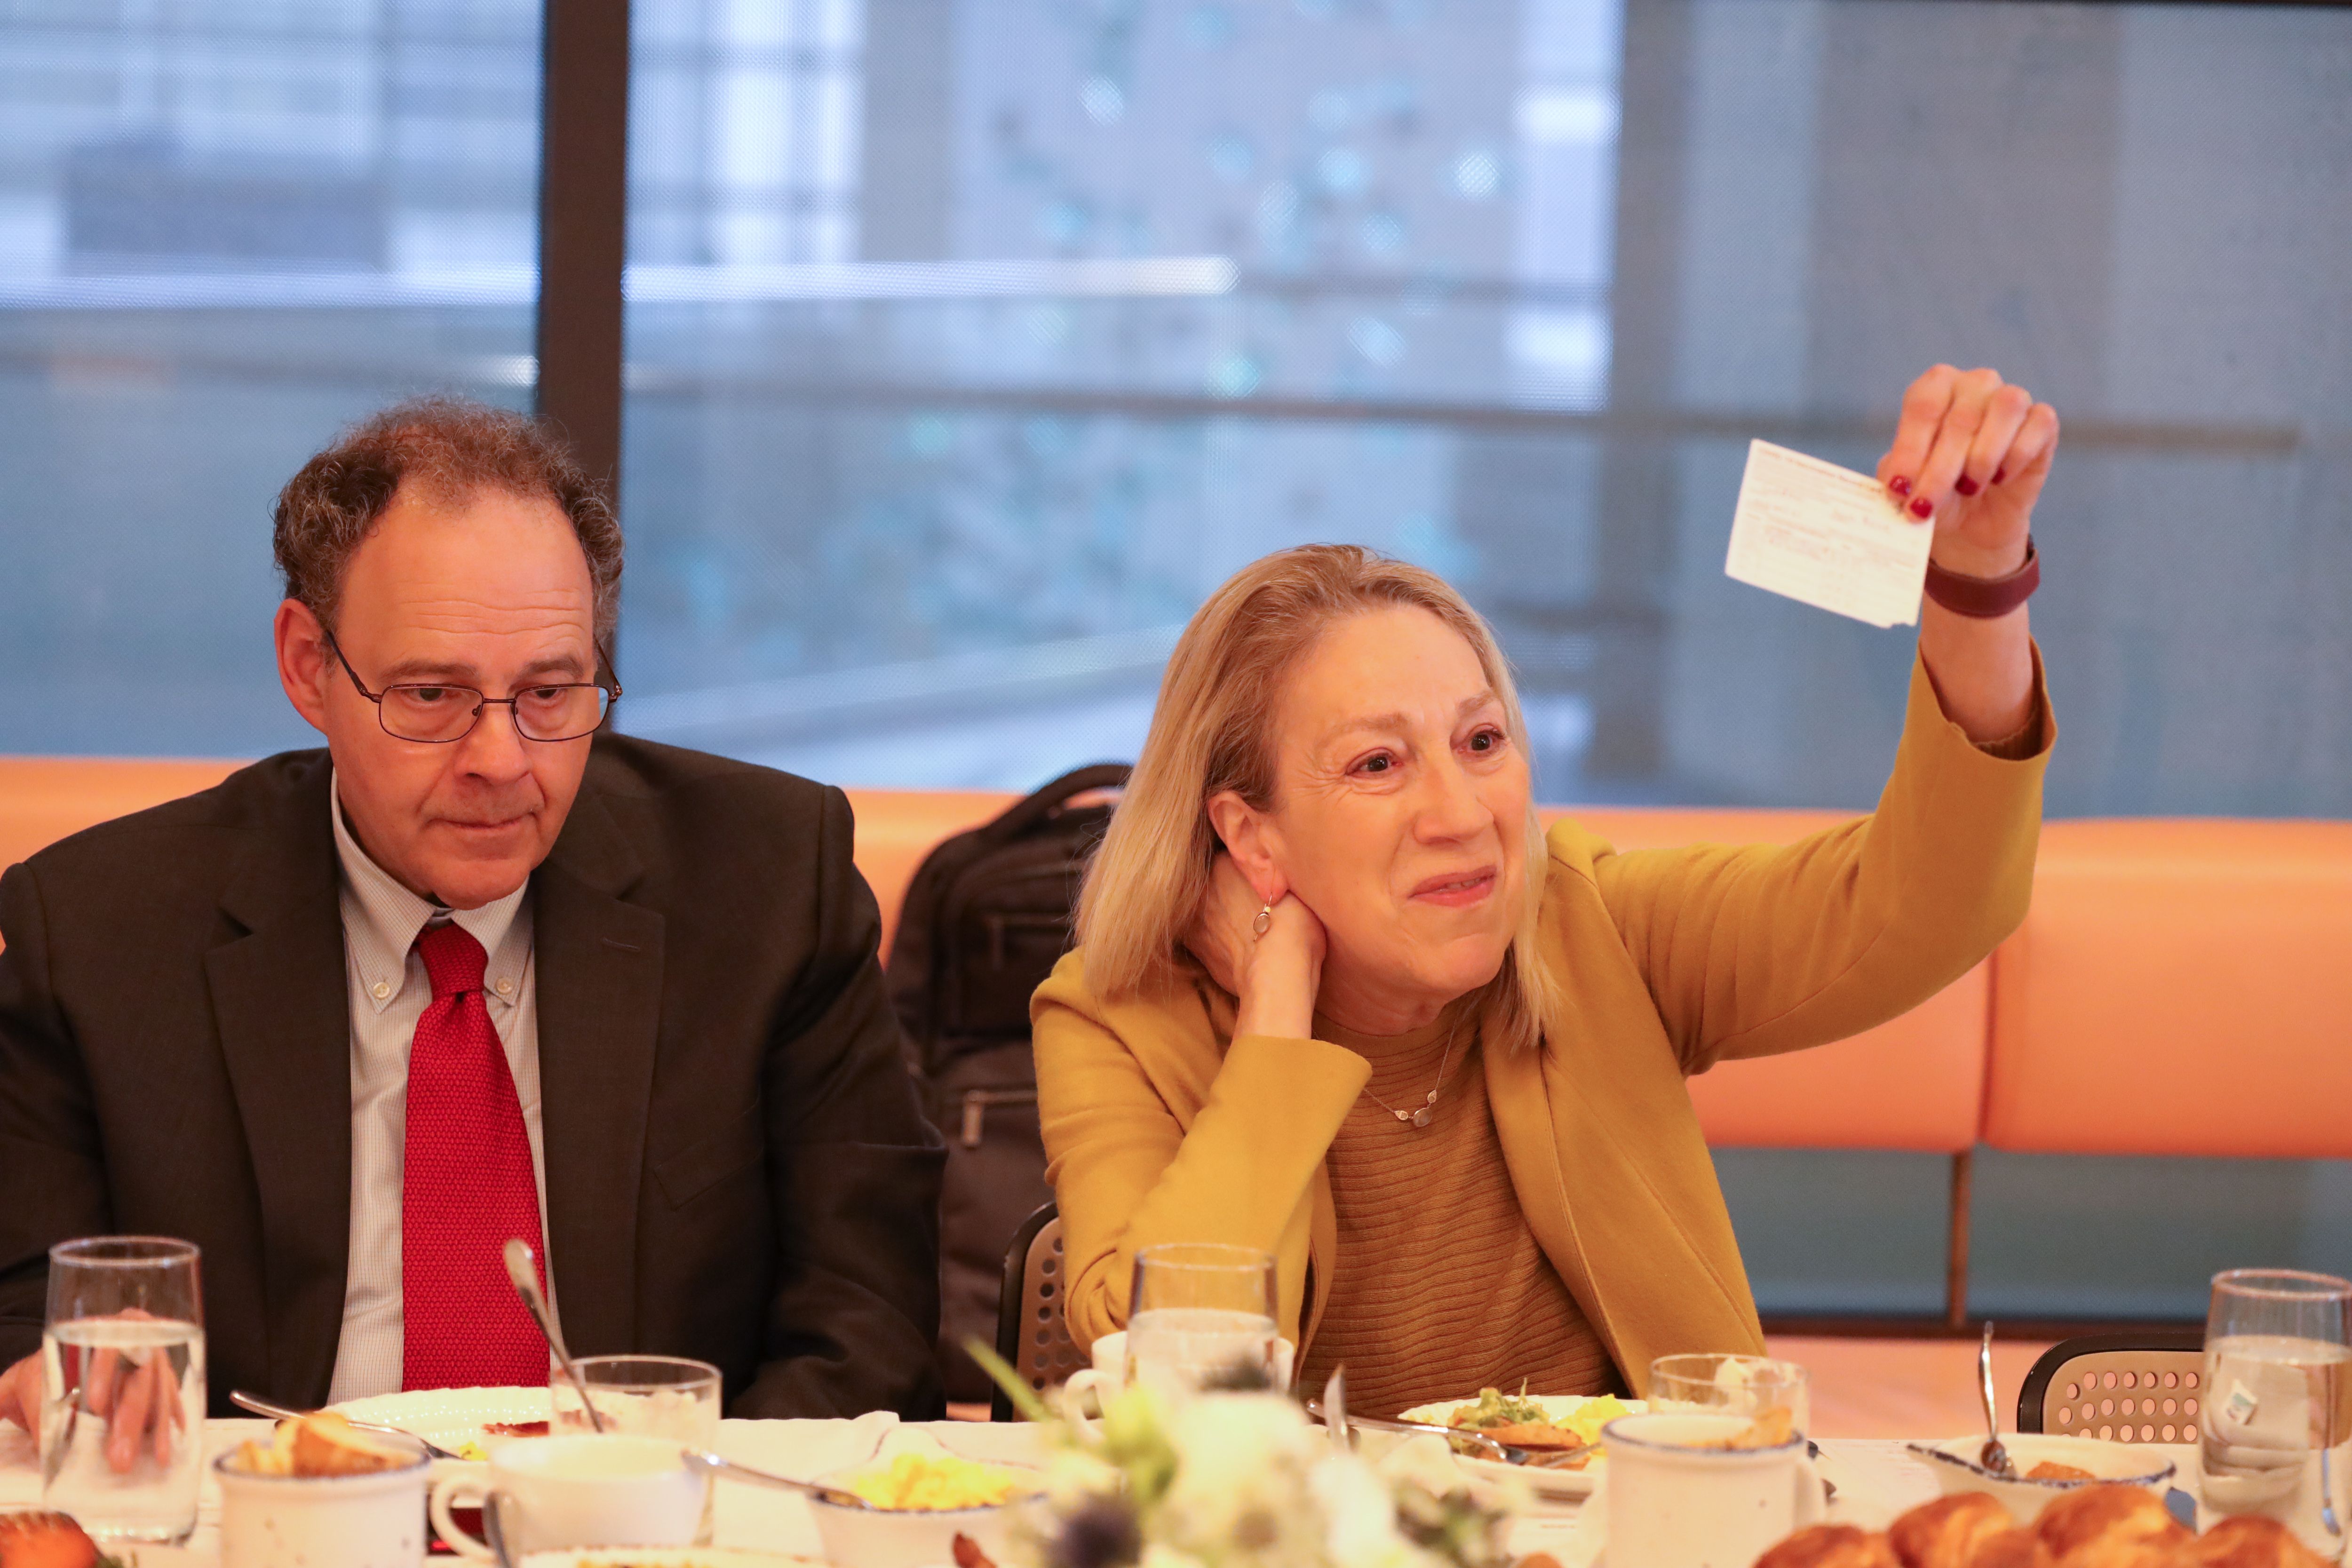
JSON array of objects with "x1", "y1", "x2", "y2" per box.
[{"x1": 1924, "y1": 536, "x2": 2039, "y2": 618}]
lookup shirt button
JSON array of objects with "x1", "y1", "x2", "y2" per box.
[
  {"x1": 371, "y1": 981, "x2": 390, "y2": 1001},
  {"x1": 495, "y1": 978, "x2": 514, "y2": 996}
]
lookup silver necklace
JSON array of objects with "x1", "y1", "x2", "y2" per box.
[{"x1": 1360, "y1": 1016, "x2": 1465, "y2": 1129}]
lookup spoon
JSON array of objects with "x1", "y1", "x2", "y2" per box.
[
  {"x1": 1300, "y1": 1401, "x2": 1568, "y2": 1466},
  {"x1": 228, "y1": 1389, "x2": 463, "y2": 1461},
  {"x1": 504, "y1": 1237, "x2": 604, "y2": 1434},
  {"x1": 680, "y1": 1448, "x2": 873, "y2": 1509},
  {"x1": 1979, "y1": 1322, "x2": 2017, "y2": 1477}
]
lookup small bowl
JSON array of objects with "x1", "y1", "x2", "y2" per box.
[
  {"x1": 803, "y1": 1456, "x2": 1041, "y2": 1568},
  {"x1": 1907, "y1": 1434, "x2": 2177, "y2": 1523}
]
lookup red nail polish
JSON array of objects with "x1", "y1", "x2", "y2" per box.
[
  {"x1": 1889, "y1": 476, "x2": 1913, "y2": 497},
  {"x1": 1993, "y1": 467, "x2": 2008, "y2": 485},
  {"x1": 1907, "y1": 496, "x2": 1933, "y2": 520},
  {"x1": 1955, "y1": 474, "x2": 1980, "y2": 497}
]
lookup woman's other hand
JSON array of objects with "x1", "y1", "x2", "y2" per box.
[
  {"x1": 1186, "y1": 852, "x2": 1326, "y2": 1041},
  {"x1": 1876, "y1": 363, "x2": 2058, "y2": 578},
  {"x1": 1878, "y1": 365, "x2": 2055, "y2": 742}
]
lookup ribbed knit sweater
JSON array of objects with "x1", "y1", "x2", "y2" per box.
[{"x1": 1295, "y1": 1006, "x2": 1621, "y2": 1418}]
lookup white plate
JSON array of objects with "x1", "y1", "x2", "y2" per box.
[
  {"x1": 1394, "y1": 1393, "x2": 1646, "y2": 1502},
  {"x1": 332, "y1": 1385, "x2": 553, "y2": 1457},
  {"x1": 524, "y1": 1550, "x2": 824, "y2": 1568}
]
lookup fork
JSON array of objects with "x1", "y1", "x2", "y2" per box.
[{"x1": 229, "y1": 1389, "x2": 464, "y2": 1462}]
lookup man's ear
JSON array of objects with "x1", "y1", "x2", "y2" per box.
[
  {"x1": 274, "y1": 599, "x2": 334, "y2": 736},
  {"x1": 1206, "y1": 791, "x2": 1287, "y2": 906}
]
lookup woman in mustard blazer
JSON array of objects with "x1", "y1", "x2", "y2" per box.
[{"x1": 1033, "y1": 366, "x2": 2058, "y2": 1416}]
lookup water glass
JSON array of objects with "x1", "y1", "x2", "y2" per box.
[
  {"x1": 40, "y1": 1236, "x2": 207, "y2": 1544},
  {"x1": 1648, "y1": 1352, "x2": 1812, "y2": 1439},
  {"x1": 1124, "y1": 1242, "x2": 1279, "y2": 1396},
  {"x1": 551, "y1": 1355, "x2": 723, "y2": 1446},
  {"x1": 2202, "y1": 1268, "x2": 2352, "y2": 1558}
]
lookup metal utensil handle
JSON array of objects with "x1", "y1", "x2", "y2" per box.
[
  {"x1": 504, "y1": 1238, "x2": 604, "y2": 1434},
  {"x1": 1302, "y1": 1401, "x2": 1515, "y2": 1463},
  {"x1": 682, "y1": 1448, "x2": 868, "y2": 1509},
  {"x1": 227, "y1": 1388, "x2": 462, "y2": 1461}
]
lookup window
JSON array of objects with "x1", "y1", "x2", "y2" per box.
[{"x1": 0, "y1": 1, "x2": 541, "y2": 756}]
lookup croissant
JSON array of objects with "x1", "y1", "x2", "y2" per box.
[
  {"x1": 1892, "y1": 1494, "x2": 2016, "y2": 1567},
  {"x1": 2034, "y1": 1486, "x2": 2193, "y2": 1568},
  {"x1": 2188, "y1": 1515, "x2": 2331, "y2": 1568},
  {"x1": 1756, "y1": 1524, "x2": 1904, "y2": 1568}
]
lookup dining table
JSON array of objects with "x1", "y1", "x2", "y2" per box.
[{"x1": 0, "y1": 1414, "x2": 2206, "y2": 1568}]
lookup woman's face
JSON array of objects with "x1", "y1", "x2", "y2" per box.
[{"x1": 1221, "y1": 605, "x2": 1532, "y2": 1031}]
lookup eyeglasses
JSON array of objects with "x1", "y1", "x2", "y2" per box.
[{"x1": 324, "y1": 629, "x2": 621, "y2": 744}]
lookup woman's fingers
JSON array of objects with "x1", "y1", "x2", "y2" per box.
[
  {"x1": 1963, "y1": 382, "x2": 2034, "y2": 494},
  {"x1": 1877, "y1": 365, "x2": 1960, "y2": 504},
  {"x1": 1912, "y1": 367, "x2": 2007, "y2": 514},
  {"x1": 1999, "y1": 401, "x2": 2062, "y2": 491}
]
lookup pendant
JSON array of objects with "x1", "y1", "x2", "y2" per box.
[{"x1": 1411, "y1": 1106, "x2": 1433, "y2": 1128}]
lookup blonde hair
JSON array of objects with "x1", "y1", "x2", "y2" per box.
[{"x1": 1075, "y1": 543, "x2": 1563, "y2": 1054}]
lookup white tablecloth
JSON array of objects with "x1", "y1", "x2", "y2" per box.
[{"x1": 0, "y1": 1417, "x2": 2197, "y2": 1567}]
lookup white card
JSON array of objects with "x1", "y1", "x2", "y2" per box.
[{"x1": 1723, "y1": 439, "x2": 1935, "y2": 628}]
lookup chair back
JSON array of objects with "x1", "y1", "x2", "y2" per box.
[
  {"x1": 2015, "y1": 1330, "x2": 2207, "y2": 1443},
  {"x1": 992, "y1": 1202, "x2": 1088, "y2": 1420}
]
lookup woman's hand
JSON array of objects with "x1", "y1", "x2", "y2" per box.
[
  {"x1": 1185, "y1": 852, "x2": 1326, "y2": 1041},
  {"x1": 1878, "y1": 365, "x2": 2056, "y2": 741},
  {"x1": 1877, "y1": 363, "x2": 2059, "y2": 577}
]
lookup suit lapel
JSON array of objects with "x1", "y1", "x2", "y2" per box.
[
  {"x1": 207, "y1": 756, "x2": 352, "y2": 1406},
  {"x1": 530, "y1": 788, "x2": 662, "y2": 1360}
]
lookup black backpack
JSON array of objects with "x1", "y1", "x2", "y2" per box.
[{"x1": 886, "y1": 762, "x2": 1128, "y2": 1403}]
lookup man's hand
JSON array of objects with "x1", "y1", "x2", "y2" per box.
[{"x1": 0, "y1": 1353, "x2": 41, "y2": 1446}]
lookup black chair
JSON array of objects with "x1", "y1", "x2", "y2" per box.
[
  {"x1": 991, "y1": 1201, "x2": 1089, "y2": 1421},
  {"x1": 2015, "y1": 1330, "x2": 2207, "y2": 1443}
]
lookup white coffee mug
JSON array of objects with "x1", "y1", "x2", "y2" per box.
[
  {"x1": 1600, "y1": 1411, "x2": 1825, "y2": 1568},
  {"x1": 215, "y1": 1443, "x2": 432, "y2": 1568},
  {"x1": 429, "y1": 1435, "x2": 709, "y2": 1559},
  {"x1": 1062, "y1": 1331, "x2": 1296, "y2": 1422}
]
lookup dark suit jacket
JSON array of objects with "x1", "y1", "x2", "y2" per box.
[{"x1": 0, "y1": 737, "x2": 945, "y2": 1419}]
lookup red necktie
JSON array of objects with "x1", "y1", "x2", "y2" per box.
[{"x1": 401, "y1": 922, "x2": 549, "y2": 1391}]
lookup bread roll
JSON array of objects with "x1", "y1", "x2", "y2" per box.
[
  {"x1": 2189, "y1": 1516, "x2": 2330, "y2": 1568},
  {"x1": 1970, "y1": 1529, "x2": 2056, "y2": 1568},
  {"x1": 1892, "y1": 1493, "x2": 2014, "y2": 1568},
  {"x1": 1756, "y1": 1524, "x2": 1903, "y2": 1568},
  {"x1": 2034, "y1": 1486, "x2": 2193, "y2": 1568}
]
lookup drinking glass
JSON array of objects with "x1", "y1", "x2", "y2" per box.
[
  {"x1": 550, "y1": 1355, "x2": 723, "y2": 1446},
  {"x1": 1648, "y1": 1353, "x2": 1812, "y2": 1440},
  {"x1": 2201, "y1": 1268, "x2": 2352, "y2": 1559},
  {"x1": 1124, "y1": 1243, "x2": 1279, "y2": 1396},
  {"x1": 40, "y1": 1237, "x2": 207, "y2": 1544}
]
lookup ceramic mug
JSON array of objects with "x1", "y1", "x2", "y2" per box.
[
  {"x1": 429, "y1": 1435, "x2": 709, "y2": 1559},
  {"x1": 1062, "y1": 1331, "x2": 1297, "y2": 1418},
  {"x1": 215, "y1": 1439, "x2": 432, "y2": 1568},
  {"x1": 1600, "y1": 1411, "x2": 1825, "y2": 1568}
]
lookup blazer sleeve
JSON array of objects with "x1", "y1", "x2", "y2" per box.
[
  {"x1": 738, "y1": 786, "x2": 947, "y2": 1419},
  {"x1": 1033, "y1": 955, "x2": 1369, "y2": 1347},
  {"x1": 1588, "y1": 645, "x2": 2053, "y2": 1075},
  {"x1": 0, "y1": 860, "x2": 113, "y2": 1368}
]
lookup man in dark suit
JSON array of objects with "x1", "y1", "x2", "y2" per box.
[{"x1": 0, "y1": 399, "x2": 944, "y2": 1439}]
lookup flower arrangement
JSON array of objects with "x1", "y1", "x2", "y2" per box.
[{"x1": 974, "y1": 1349, "x2": 1518, "y2": 1568}]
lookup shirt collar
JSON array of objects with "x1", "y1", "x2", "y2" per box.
[{"x1": 331, "y1": 770, "x2": 532, "y2": 1014}]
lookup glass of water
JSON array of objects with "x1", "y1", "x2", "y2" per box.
[
  {"x1": 40, "y1": 1237, "x2": 206, "y2": 1545},
  {"x1": 2202, "y1": 1268, "x2": 2352, "y2": 1559},
  {"x1": 1124, "y1": 1243, "x2": 1278, "y2": 1397}
]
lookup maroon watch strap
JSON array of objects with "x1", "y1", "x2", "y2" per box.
[{"x1": 1924, "y1": 536, "x2": 2039, "y2": 618}]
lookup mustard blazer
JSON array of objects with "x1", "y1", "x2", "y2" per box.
[{"x1": 1032, "y1": 651, "x2": 2051, "y2": 1395}]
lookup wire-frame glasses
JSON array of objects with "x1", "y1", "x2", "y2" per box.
[{"x1": 324, "y1": 629, "x2": 620, "y2": 743}]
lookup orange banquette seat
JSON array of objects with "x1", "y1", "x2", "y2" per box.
[
  {"x1": 0, "y1": 764, "x2": 1989, "y2": 1163},
  {"x1": 1984, "y1": 818, "x2": 2352, "y2": 1161}
]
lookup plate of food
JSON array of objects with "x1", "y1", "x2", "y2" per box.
[
  {"x1": 1394, "y1": 1387, "x2": 1644, "y2": 1500},
  {"x1": 330, "y1": 1385, "x2": 553, "y2": 1461}
]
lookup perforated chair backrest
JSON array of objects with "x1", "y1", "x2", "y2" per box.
[
  {"x1": 992, "y1": 1202, "x2": 1089, "y2": 1420},
  {"x1": 2016, "y1": 1331, "x2": 2207, "y2": 1444}
]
